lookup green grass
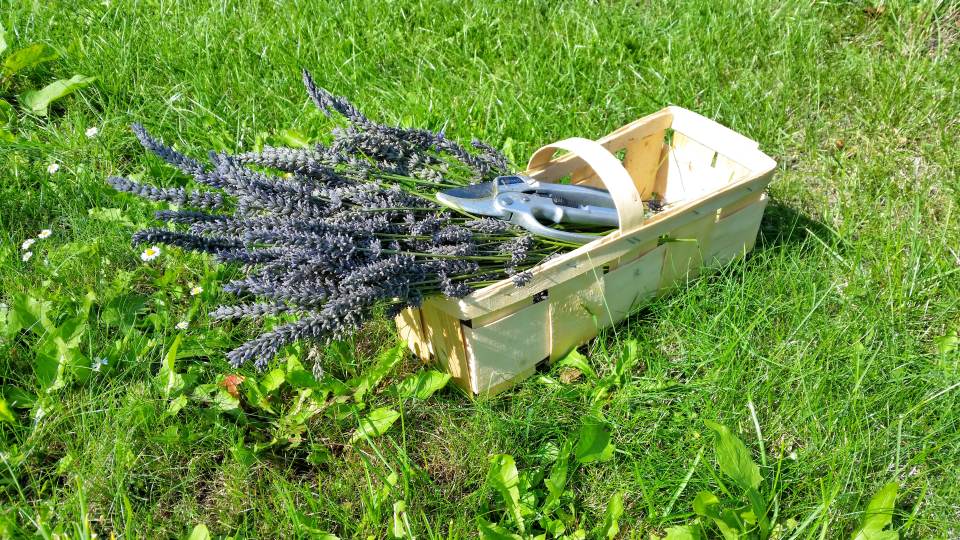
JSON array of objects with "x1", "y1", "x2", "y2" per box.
[{"x1": 2, "y1": 0, "x2": 959, "y2": 537}]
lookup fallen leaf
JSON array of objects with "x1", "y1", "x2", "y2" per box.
[
  {"x1": 219, "y1": 374, "x2": 246, "y2": 399},
  {"x1": 558, "y1": 367, "x2": 583, "y2": 384}
]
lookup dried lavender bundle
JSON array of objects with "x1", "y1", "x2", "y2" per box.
[{"x1": 111, "y1": 71, "x2": 570, "y2": 370}]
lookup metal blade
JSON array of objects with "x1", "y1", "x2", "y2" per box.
[{"x1": 435, "y1": 183, "x2": 506, "y2": 217}]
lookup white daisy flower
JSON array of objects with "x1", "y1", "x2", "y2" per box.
[
  {"x1": 175, "y1": 320, "x2": 189, "y2": 330},
  {"x1": 22, "y1": 251, "x2": 33, "y2": 262},
  {"x1": 21, "y1": 238, "x2": 36, "y2": 250},
  {"x1": 140, "y1": 245, "x2": 161, "y2": 261},
  {"x1": 37, "y1": 229, "x2": 52, "y2": 239},
  {"x1": 47, "y1": 163, "x2": 60, "y2": 174},
  {"x1": 85, "y1": 126, "x2": 99, "y2": 138},
  {"x1": 190, "y1": 285, "x2": 203, "y2": 296},
  {"x1": 92, "y1": 357, "x2": 108, "y2": 372}
]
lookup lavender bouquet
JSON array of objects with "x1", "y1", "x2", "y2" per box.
[{"x1": 110, "y1": 70, "x2": 573, "y2": 370}]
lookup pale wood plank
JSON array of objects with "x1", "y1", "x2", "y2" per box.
[
  {"x1": 658, "y1": 213, "x2": 718, "y2": 290},
  {"x1": 463, "y1": 301, "x2": 550, "y2": 393},
  {"x1": 419, "y1": 301, "x2": 471, "y2": 392},
  {"x1": 706, "y1": 194, "x2": 769, "y2": 267},
  {"x1": 623, "y1": 130, "x2": 669, "y2": 200},
  {"x1": 548, "y1": 269, "x2": 607, "y2": 361},
  {"x1": 600, "y1": 244, "x2": 667, "y2": 322},
  {"x1": 395, "y1": 308, "x2": 430, "y2": 361}
]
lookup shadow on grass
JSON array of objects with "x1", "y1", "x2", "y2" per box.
[{"x1": 755, "y1": 196, "x2": 837, "y2": 251}]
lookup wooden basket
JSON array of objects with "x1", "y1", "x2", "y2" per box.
[{"x1": 395, "y1": 106, "x2": 776, "y2": 394}]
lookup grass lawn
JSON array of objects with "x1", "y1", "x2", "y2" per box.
[{"x1": 2, "y1": 0, "x2": 959, "y2": 537}]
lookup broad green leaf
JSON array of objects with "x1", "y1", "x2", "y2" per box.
[
  {"x1": 34, "y1": 341, "x2": 65, "y2": 391},
  {"x1": 543, "y1": 440, "x2": 571, "y2": 510},
  {"x1": 704, "y1": 420, "x2": 762, "y2": 490},
  {"x1": 593, "y1": 492, "x2": 624, "y2": 539},
  {"x1": 157, "y1": 335, "x2": 184, "y2": 397},
  {"x1": 167, "y1": 394, "x2": 188, "y2": 416},
  {"x1": 212, "y1": 387, "x2": 240, "y2": 412},
  {"x1": 664, "y1": 525, "x2": 702, "y2": 540},
  {"x1": 286, "y1": 368, "x2": 319, "y2": 389},
  {"x1": 350, "y1": 407, "x2": 401, "y2": 442},
  {"x1": 352, "y1": 342, "x2": 404, "y2": 402},
  {"x1": 318, "y1": 375, "x2": 352, "y2": 397},
  {"x1": 394, "y1": 369, "x2": 450, "y2": 400},
  {"x1": 8, "y1": 293, "x2": 52, "y2": 336},
  {"x1": 936, "y1": 330, "x2": 958, "y2": 357},
  {"x1": 232, "y1": 444, "x2": 257, "y2": 468},
  {"x1": 544, "y1": 518, "x2": 565, "y2": 537},
  {"x1": 693, "y1": 491, "x2": 721, "y2": 518},
  {"x1": 477, "y1": 518, "x2": 523, "y2": 540},
  {"x1": 0, "y1": 99, "x2": 14, "y2": 142},
  {"x1": 613, "y1": 339, "x2": 641, "y2": 384},
  {"x1": 34, "y1": 335, "x2": 86, "y2": 392},
  {"x1": 487, "y1": 454, "x2": 525, "y2": 533},
  {"x1": 390, "y1": 501, "x2": 408, "y2": 539},
  {"x1": 2, "y1": 387, "x2": 35, "y2": 409},
  {"x1": 186, "y1": 523, "x2": 210, "y2": 540},
  {"x1": 2, "y1": 43, "x2": 57, "y2": 77},
  {"x1": 556, "y1": 349, "x2": 596, "y2": 379},
  {"x1": 574, "y1": 421, "x2": 615, "y2": 464},
  {"x1": 0, "y1": 399, "x2": 15, "y2": 424},
  {"x1": 276, "y1": 128, "x2": 311, "y2": 148},
  {"x1": 19, "y1": 74, "x2": 95, "y2": 116},
  {"x1": 88, "y1": 207, "x2": 134, "y2": 227},
  {"x1": 52, "y1": 316, "x2": 87, "y2": 349},
  {"x1": 307, "y1": 444, "x2": 331, "y2": 466},
  {"x1": 851, "y1": 482, "x2": 899, "y2": 540},
  {"x1": 260, "y1": 368, "x2": 286, "y2": 393},
  {"x1": 240, "y1": 378, "x2": 274, "y2": 414},
  {"x1": 100, "y1": 293, "x2": 148, "y2": 331},
  {"x1": 693, "y1": 492, "x2": 741, "y2": 540}
]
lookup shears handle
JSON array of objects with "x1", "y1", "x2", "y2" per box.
[
  {"x1": 495, "y1": 192, "x2": 614, "y2": 244},
  {"x1": 559, "y1": 205, "x2": 619, "y2": 227},
  {"x1": 509, "y1": 211, "x2": 600, "y2": 244}
]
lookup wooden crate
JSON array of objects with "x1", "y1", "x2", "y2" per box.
[{"x1": 395, "y1": 106, "x2": 777, "y2": 394}]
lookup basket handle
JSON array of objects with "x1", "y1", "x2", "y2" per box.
[{"x1": 526, "y1": 137, "x2": 646, "y2": 231}]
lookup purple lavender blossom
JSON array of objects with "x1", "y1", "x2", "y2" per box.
[{"x1": 107, "y1": 72, "x2": 570, "y2": 371}]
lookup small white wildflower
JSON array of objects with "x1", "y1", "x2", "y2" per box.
[
  {"x1": 21, "y1": 251, "x2": 33, "y2": 262},
  {"x1": 85, "y1": 126, "x2": 99, "y2": 138},
  {"x1": 140, "y1": 245, "x2": 161, "y2": 261},
  {"x1": 21, "y1": 238, "x2": 36, "y2": 250},
  {"x1": 92, "y1": 357, "x2": 108, "y2": 372},
  {"x1": 190, "y1": 285, "x2": 203, "y2": 296},
  {"x1": 37, "y1": 229, "x2": 52, "y2": 239},
  {"x1": 175, "y1": 320, "x2": 189, "y2": 330},
  {"x1": 788, "y1": 450, "x2": 798, "y2": 461},
  {"x1": 47, "y1": 163, "x2": 60, "y2": 174}
]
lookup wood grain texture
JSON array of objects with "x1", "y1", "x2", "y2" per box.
[{"x1": 463, "y1": 300, "x2": 550, "y2": 393}]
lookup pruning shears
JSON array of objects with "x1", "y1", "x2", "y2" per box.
[{"x1": 436, "y1": 175, "x2": 618, "y2": 244}]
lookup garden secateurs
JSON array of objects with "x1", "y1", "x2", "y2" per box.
[{"x1": 436, "y1": 175, "x2": 619, "y2": 244}]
